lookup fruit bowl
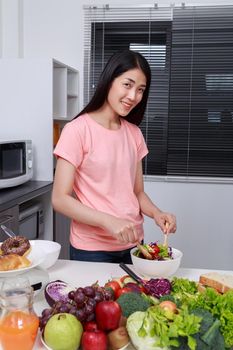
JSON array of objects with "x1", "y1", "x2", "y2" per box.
[
  {"x1": 130, "y1": 246, "x2": 183, "y2": 278},
  {"x1": 40, "y1": 335, "x2": 51, "y2": 350},
  {"x1": 41, "y1": 334, "x2": 133, "y2": 350}
]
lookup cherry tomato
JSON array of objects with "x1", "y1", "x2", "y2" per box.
[
  {"x1": 153, "y1": 245, "x2": 160, "y2": 255},
  {"x1": 105, "y1": 281, "x2": 121, "y2": 298},
  {"x1": 115, "y1": 287, "x2": 132, "y2": 299},
  {"x1": 149, "y1": 243, "x2": 160, "y2": 259}
]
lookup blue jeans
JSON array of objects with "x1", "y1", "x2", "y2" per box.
[{"x1": 70, "y1": 245, "x2": 134, "y2": 264}]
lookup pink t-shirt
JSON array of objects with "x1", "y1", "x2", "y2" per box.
[{"x1": 54, "y1": 113, "x2": 148, "y2": 251}]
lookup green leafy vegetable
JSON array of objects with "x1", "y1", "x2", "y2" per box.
[
  {"x1": 126, "y1": 311, "x2": 168, "y2": 350},
  {"x1": 126, "y1": 277, "x2": 233, "y2": 349},
  {"x1": 134, "y1": 242, "x2": 172, "y2": 260},
  {"x1": 159, "y1": 294, "x2": 176, "y2": 303},
  {"x1": 157, "y1": 244, "x2": 171, "y2": 259},
  {"x1": 191, "y1": 308, "x2": 214, "y2": 334},
  {"x1": 192, "y1": 308, "x2": 226, "y2": 349},
  {"x1": 171, "y1": 277, "x2": 198, "y2": 295},
  {"x1": 141, "y1": 292, "x2": 160, "y2": 305},
  {"x1": 188, "y1": 289, "x2": 233, "y2": 348},
  {"x1": 170, "y1": 308, "x2": 226, "y2": 350},
  {"x1": 213, "y1": 291, "x2": 233, "y2": 348},
  {"x1": 116, "y1": 292, "x2": 151, "y2": 318},
  {"x1": 127, "y1": 304, "x2": 202, "y2": 350},
  {"x1": 201, "y1": 319, "x2": 221, "y2": 346}
]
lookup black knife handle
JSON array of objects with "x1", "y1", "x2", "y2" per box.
[
  {"x1": 119, "y1": 263, "x2": 144, "y2": 285},
  {"x1": 31, "y1": 282, "x2": 42, "y2": 291}
]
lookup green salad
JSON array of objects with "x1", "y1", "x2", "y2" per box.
[
  {"x1": 126, "y1": 277, "x2": 233, "y2": 350},
  {"x1": 134, "y1": 242, "x2": 173, "y2": 260}
]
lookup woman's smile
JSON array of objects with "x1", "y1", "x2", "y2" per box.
[
  {"x1": 107, "y1": 68, "x2": 147, "y2": 117},
  {"x1": 121, "y1": 100, "x2": 134, "y2": 110}
]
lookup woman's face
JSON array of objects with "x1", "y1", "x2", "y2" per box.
[{"x1": 106, "y1": 68, "x2": 147, "y2": 117}]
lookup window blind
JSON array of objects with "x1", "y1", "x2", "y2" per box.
[
  {"x1": 83, "y1": 5, "x2": 233, "y2": 179},
  {"x1": 169, "y1": 6, "x2": 233, "y2": 177}
]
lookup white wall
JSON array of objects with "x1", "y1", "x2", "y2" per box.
[
  {"x1": 143, "y1": 181, "x2": 233, "y2": 270},
  {"x1": 1, "y1": 0, "x2": 233, "y2": 270},
  {"x1": 0, "y1": 58, "x2": 54, "y2": 181}
]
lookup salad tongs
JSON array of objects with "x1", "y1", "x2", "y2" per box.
[{"x1": 0, "y1": 225, "x2": 16, "y2": 238}]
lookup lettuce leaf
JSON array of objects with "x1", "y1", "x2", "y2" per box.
[
  {"x1": 126, "y1": 311, "x2": 168, "y2": 350},
  {"x1": 127, "y1": 305, "x2": 201, "y2": 350},
  {"x1": 183, "y1": 288, "x2": 233, "y2": 348}
]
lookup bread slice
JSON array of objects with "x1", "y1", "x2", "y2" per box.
[
  {"x1": 199, "y1": 272, "x2": 233, "y2": 294},
  {"x1": 0, "y1": 254, "x2": 31, "y2": 271},
  {"x1": 197, "y1": 283, "x2": 208, "y2": 293}
]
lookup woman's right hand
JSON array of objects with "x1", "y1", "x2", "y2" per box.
[{"x1": 103, "y1": 217, "x2": 139, "y2": 244}]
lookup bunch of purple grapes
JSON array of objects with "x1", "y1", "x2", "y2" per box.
[{"x1": 39, "y1": 285, "x2": 113, "y2": 334}]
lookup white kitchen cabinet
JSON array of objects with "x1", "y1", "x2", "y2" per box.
[
  {"x1": 53, "y1": 59, "x2": 79, "y2": 120},
  {"x1": 0, "y1": 58, "x2": 79, "y2": 242}
]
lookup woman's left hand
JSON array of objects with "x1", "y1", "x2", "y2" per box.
[{"x1": 154, "y1": 212, "x2": 177, "y2": 234}]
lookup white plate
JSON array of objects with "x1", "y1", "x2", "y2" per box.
[
  {"x1": 40, "y1": 335, "x2": 51, "y2": 350},
  {"x1": 0, "y1": 240, "x2": 45, "y2": 277},
  {"x1": 40, "y1": 335, "x2": 134, "y2": 350}
]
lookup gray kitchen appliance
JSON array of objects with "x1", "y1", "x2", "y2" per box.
[{"x1": 19, "y1": 201, "x2": 44, "y2": 240}]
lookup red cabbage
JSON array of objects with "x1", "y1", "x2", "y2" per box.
[{"x1": 144, "y1": 278, "x2": 172, "y2": 298}]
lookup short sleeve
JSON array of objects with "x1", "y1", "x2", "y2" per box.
[
  {"x1": 136, "y1": 127, "x2": 148, "y2": 162},
  {"x1": 53, "y1": 120, "x2": 85, "y2": 168}
]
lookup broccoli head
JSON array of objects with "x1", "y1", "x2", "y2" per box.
[{"x1": 116, "y1": 292, "x2": 150, "y2": 318}]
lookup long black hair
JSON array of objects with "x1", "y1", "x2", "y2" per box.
[{"x1": 74, "y1": 50, "x2": 151, "y2": 125}]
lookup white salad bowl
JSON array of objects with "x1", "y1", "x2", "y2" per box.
[
  {"x1": 130, "y1": 247, "x2": 183, "y2": 278},
  {"x1": 30, "y1": 240, "x2": 61, "y2": 269}
]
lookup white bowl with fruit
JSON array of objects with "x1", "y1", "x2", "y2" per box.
[
  {"x1": 130, "y1": 242, "x2": 183, "y2": 278},
  {"x1": 41, "y1": 280, "x2": 131, "y2": 350}
]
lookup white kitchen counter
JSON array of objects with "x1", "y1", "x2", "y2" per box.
[
  {"x1": 34, "y1": 259, "x2": 233, "y2": 315},
  {"x1": 8, "y1": 260, "x2": 233, "y2": 350}
]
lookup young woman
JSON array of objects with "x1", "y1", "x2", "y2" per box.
[{"x1": 52, "y1": 50, "x2": 176, "y2": 263}]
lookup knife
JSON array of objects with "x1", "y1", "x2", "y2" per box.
[
  {"x1": 119, "y1": 262, "x2": 145, "y2": 286},
  {"x1": 31, "y1": 282, "x2": 42, "y2": 291}
]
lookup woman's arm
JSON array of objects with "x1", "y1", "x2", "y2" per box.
[
  {"x1": 52, "y1": 158, "x2": 138, "y2": 243},
  {"x1": 52, "y1": 158, "x2": 106, "y2": 227},
  {"x1": 134, "y1": 161, "x2": 176, "y2": 234}
]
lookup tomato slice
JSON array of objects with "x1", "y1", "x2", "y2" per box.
[{"x1": 120, "y1": 275, "x2": 130, "y2": 283}]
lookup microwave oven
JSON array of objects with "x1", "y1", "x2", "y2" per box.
[{"x1": 0, "y1": 140, "x2": 33, "y2": 189}]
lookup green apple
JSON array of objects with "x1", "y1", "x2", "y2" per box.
[{"x1": 44, "y1": 313, "x2": 83, "y2": 350}]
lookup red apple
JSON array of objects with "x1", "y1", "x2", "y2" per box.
[
  {"x1": 81, "y1": 330, "x2": 107, "y2": 350},
  {"x1": 95, "y1": 300, "x2": 122, "y2": 331},
  {"x1": 83, "y1": 321, "x2": 98, "y2": 332}
]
